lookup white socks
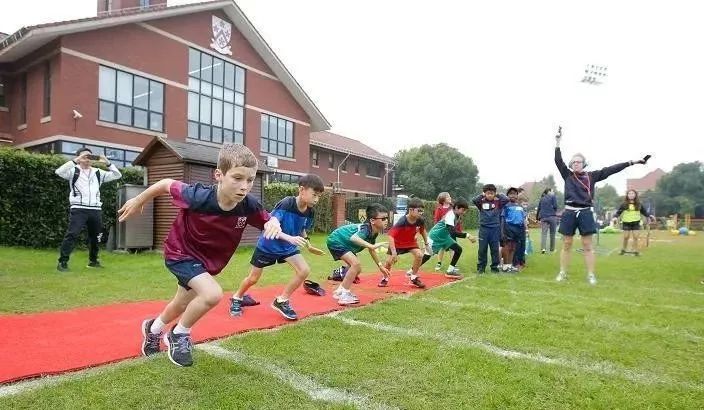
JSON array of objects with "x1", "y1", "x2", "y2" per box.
[{"x1": 150, "y1": 317, "x2": 165, "y2": 334}]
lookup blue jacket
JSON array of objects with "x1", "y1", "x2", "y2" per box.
[
  {"x1": 537, "y1": 194, "x2": 558, "y2": 219},
  {"x1": 555, "y1": 147, "x2": 632, "y2": 208},
  {"x1": 472, "y1": 193, "x2": 509, "y2": 227}
]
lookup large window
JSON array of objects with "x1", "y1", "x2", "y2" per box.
[
  {"x1": 270, "y1": 172, "x2": 300, "y2": 184},
  {"x1": 99, "y1": 66, "x2": 164, "y2": 132},
  {"x1": 311, "y1": 150, "x2": 319, "y2": 166},
  {"x1": 43, "y1": 62, "x2": 51, "y2": 117},
  {"x1": 366, "y1": 161, "x2": 382, "y2": 178},
  {"x1": 30, "y1": 140, "x2": 140, "y2": 169},
  {"x1": 188, "y1": 48, "x2": 245, "y2": 144},
  {"x1": 260, "y1": 114, "x2": 293, "y2": 158},
  {"x1": 0, "y1": 75, "x2": 6, "y2": 107}
]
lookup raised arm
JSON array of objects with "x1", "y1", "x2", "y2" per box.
[{"x1": 118, "y1": 178, "x2": 175, "y2": 221}]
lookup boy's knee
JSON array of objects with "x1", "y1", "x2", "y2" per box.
[
  {"x1": 349, "y1": 261, "x2": 362, "y2": 270},
  {"x1": 202, "y1": 289, "x2": 223, "y2": 307},
  {"x1": 297, "y1": 266, "x2": 311, "y2": 279}
]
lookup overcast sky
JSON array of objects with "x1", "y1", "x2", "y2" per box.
[{"x1": 3, "y1": 0, "x2": 703, "y2": 193}]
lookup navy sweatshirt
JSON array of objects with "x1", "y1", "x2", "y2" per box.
[
  {"x1": 472, "y1": 193, "x2": 509, "y2": 227},
  {"x1": 555, "y1": 147, "x2": 632, "y2": 208}
]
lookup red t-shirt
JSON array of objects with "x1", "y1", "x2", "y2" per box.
[
  {"x1": 163, "y1": 181, "x2": 270, "y2": 275},
  {"x1": 433, "y1": 205, "x2": 451, "y2": 223},
  {"x1": 388, "y1": 215, "x2": 426, "y2": 249}
]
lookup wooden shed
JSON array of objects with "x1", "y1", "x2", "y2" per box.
[{"x1": 133, "y1": 137, "x2": 273, "y2": 248}]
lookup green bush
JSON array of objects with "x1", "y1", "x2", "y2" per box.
[
  {"x1": 0, "y1": 148, "x2": 143, "y2": 248},
  {"x1": 263, "y1": 182, "x2": 333, "y2": 233}
]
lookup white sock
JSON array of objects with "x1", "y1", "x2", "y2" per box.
[
  {"x1": 276, "y1": 296, "x2": 288, "y2": 303},
  {"x1": 173, "y1": 323, "x2": 191, "y2": 335},
  {"x1": 409, "y1": 274, "x2": 418, "y2": 280},
  {"x1": 232, "y1": 294, "x2": 242, "y2": 301},
  {"x1": 150, "y1": 317, "x2": 165, "y2": 334}
]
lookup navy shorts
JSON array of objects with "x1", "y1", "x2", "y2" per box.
[
  {"x1": 165, "y1": 258, "x2": 208, "y2": 290},
  {"x1": 250, "y1": 248, "x2": 300, "y2": 268},
  {"x1": 558, "y1": 209, "x2": 597, "y2": 236},
  {"x1": 503, "y1": 224, "x2": 525, "y2": 243},
  {"x1": 387, "y1": 247, "x2": 419, "y2": 255},
  {"x1": 622, "y1": 221, "x2": 641, "y2": 231},
  {"x1": 327, "y1": 245, "x2": 354, "y2": 261}
]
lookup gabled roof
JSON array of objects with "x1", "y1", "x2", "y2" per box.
[
  {"x1": 627, "y1": 168, "x2": 666, "y2": 192},
  {"x1": 309, "y1": 131, "x2": 394, "y2": 165},
  {"x1": 133, "y1": 136, "x2": 272, "y2": 172},
  {"x1": 0, "y1": 0, "x2": 330, "y2": 132}
]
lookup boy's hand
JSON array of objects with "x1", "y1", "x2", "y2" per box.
[
  {"x1": 99, "y1": 154, "x2": 110, "y2": 164},
  {"x1": 379, "y1": 265, "x2": 390, "y2": 276},
  {"x1": 389, "y1": 253, "x2": 399, "y2": 265},
  {"x1": 371, "y1": 242, "x2": 388, "y2": 250},
  {"x1": 118, "y1": 197, "x2": 144, "y2": 222},
  {"x1": 468, "y1": 235, "x2": 477, "y2": 243},
  {"x1": 263, "y1": 218, "x2": 281, "y2": 240},
  {"x1": 281, "y1": 234, "x2": 307, "y2": 247}
]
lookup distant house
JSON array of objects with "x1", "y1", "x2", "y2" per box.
[{"x1": 627, "y1": 169, "x2": 666, "y2": 194}]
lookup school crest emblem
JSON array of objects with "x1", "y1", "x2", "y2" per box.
[{"x1": 210, "y1": 15, "x2": 233, "y2": 55}]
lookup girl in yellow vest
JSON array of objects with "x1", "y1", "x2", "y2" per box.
[{"x1": 612, "y1": 189, "x2": 656, "y2": 256}]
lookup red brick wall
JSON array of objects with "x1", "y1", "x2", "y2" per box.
[{"x1": 309, "y1": 147, "x2": 386, "y2": 195}]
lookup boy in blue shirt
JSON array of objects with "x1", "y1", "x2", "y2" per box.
[
  {"x1": 501, "y1": 188, "x2": 527, "y2": 272},
  {"x1": 230, "y1": 174, "x2": 325, "y2": 320}
]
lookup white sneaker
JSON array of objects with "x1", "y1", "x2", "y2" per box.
[
  {"x1": 446, "y1": 266, "x2": 459, "y2": 274},
  {"x1": 434, "y1": 263, "x2": 442, "y2": 272},
  {"x1": 555, "y1": 271, "x2": 567, "y2": 282},
  {"x1": 587, "y1": 273, "x2": 597, "y2": 285},
  {"x1": 332, "y1": 287, "x2": 343, "y2": 300},
  {"x1": 337, "y1": 291, "x2": 359, "y2": 305}
]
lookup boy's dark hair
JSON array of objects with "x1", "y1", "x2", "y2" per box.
[
  {"x1": 76, "y1": 147, "x2": 92, "y2": 156},
  {"x1": 453, "y1": 197, "x2": 469, "y2": 210},
  {"x1": 407, "y1": 198, "x2": 424, "y2": 210},
  {"x1": 366, "y1": 203, "x2": 388, "y2": 220},
  {"x1": 298, "y1": 174, "x2": 325, "y2": 193},
  {"x1": 482, "y1": 184, "x2": 497, "y2": 193},
  {"x1": 507, "y1": 187, "x2": 519, "y2": 195}
]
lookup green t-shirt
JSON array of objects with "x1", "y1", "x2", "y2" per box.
[{"x1": 326, "y1": 222, "x2": 377, "y2": 254}]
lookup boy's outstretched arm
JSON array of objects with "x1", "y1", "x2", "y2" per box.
[{"x1": 118, "y1": 178, "x2": 175, "y2": 221}]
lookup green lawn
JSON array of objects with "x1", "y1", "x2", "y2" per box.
[{"x1": 1, "y1": 230, "x2": 703, "y2": 409}]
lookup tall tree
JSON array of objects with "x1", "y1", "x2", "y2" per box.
[
  {"x1": 394, "y1": 143, "x2": 479, "y2": 200},
  {"x1": 595, "y1": 183, "x2": 621, "y2": 210},
  {"x1": 650, "y1": 162, "x2": 704, "y2": 217}
]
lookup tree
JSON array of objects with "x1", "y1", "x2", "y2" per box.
[
  {"x1": 651, "y1": 162, "x2": 704, "y2": 217},
  {"x1": 595, "y1": 183, "x2": 621, "y2": 210},
  {"x1": 394, "y1": 143, "x2": 479, "y2": 201}
]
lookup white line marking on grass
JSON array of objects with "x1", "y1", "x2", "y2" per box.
[
  {"x1": 332, "y1": 316, "x2": 704, "y2": 391},
  {"x1": 197, "y1": 344, "x2": 398, "y2": 410},
  {"x1": 519, "y1": 277, "x2": 704, "y2": 296},
  {"x1": 0, "y1": 358, "x2": 144, "y2": 398},
  {"x1": 461, "y1": 285, "x2": 704, "y2": 313},
  {"x1": 417, "y1": 297, "x2": 703, "y2": 342}
]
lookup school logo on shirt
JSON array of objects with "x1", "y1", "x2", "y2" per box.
[{"x1": 235, "y1": 217, "x2": 247, "y2": 229}]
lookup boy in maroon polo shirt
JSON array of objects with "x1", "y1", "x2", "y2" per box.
[
  {"x1": 379, "y1": 198, "x2": 432, "y2": 288},
  {"x1": 118, "y1": 143, "x2": 283, "y2": 367}
]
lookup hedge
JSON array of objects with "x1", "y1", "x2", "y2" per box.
[
  {"x1": 262, "y1": 182, "x2": 333, "y2": 233},
  {"x1": 0, "y1": 148, "x2": 143, "y2": 248}
]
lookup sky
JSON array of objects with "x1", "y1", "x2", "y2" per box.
[{"x1": 2, "y1": 0, "x2": 703, "y2": 193}]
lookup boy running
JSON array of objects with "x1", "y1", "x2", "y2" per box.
[{"x1": 428, "y1": 198, "x2": 475, "y2": 278}]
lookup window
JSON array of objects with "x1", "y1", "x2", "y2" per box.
[
  {"x1": 312, "y1": 150, "x2": 319, "y2": 166},
  {"x1": 0, "y1": 75, "x2": 5, "y2": 107},
  {"x1": 260, "y1": 114, "x2": 293, "y2": 158},
  {"x1": 354, "y1": 159, "x2": 360, "y2": 174},
  {"x1": 328, "y1": 153, "x2": 334, "y2": 169},
  {"x1": 270, "y1": 172, "x2": 300, "y2": 184},
  {"x1": 49, "y1": 140, "x2": 140, "y2": 169},
  {"x1": 340, "y1": 156, "x2": 347, "y2": 171},
  {"x1": 367, "y1": 161, "x2": 382, "y2": 178},
  {"x1": 188, "y1": 48, "x2": 245, "y2": 144},
  {"x1": 20, "y1": 73, "x2": 27, "y2": 124},
  {"x1": 99, "y1": 66, "x2": 164, "y2": 131},
  {"x1": 139, "y1": 0, "x2": 150, "y2": 7},
  {"x1": 43, "y1": 62, "x2": 51, "y2": 117}
]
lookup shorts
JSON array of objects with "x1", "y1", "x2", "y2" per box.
[
  {"x1": 165, "y1": 258, "x2": 208, "y2": 290},
  {"x1": 387, "y1": 247, "x2": 419, "y2": 255},
  {"x1": 503, "y1": 223, "x2": 525, "y2": 243},
  {"x1": 558, "y1": 208, "x2": 597, "y2": 236},
  {"x1": 327, "y1": 245, "x2": 354, "y2": 261},
  {"x1": 250, "y1": 248, "x2": 300, "y2": 268},
  {"x1": 621, "y1": 221, "x2": 641, "y2": 231}
]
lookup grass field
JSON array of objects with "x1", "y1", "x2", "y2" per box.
[{"x1": 1, "y1": 230, "x2": 703, "y2": 409}]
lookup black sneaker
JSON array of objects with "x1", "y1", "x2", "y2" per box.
[
  {"x1": 634, "y1": 252, "x2": 640, "y2": 257},
  {"x1": 141, "y1": 319, "x2": 161, "y2": 356},
  {"x1": 57, "y1": 262, "x2": 68, "y2": 272},
  {"x1": 164, "y1": 329, "x2": 193, "y2": 367},
  {"x1": 476, "y1": 269, "x2": 486, "y2": 275},
  {"x1": 87, "y1": 261, "x2": 103, "y2": 268},
  {"x1": 378, "y1": 277, "x2": 389, "y2": 287},
  {"x1": 230, "y1": 297, "x2": 243, "y2": 317},
  {"x1": 490, "y1": 267, "x2": 501, "y2": 273},
  {"x1": 410, "y1": 277, "x2": 426, "y2": 289},
  {"x1": 271, "y1": 298, "x2": 297, "y2": 320}
]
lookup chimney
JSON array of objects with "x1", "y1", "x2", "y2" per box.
[{"x1": 97, "y1": 0, "x2": 168, "y2": 16}]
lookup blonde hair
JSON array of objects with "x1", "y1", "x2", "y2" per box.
[
  {"x1": 217, "y1": 143, "x2": 258, "y2": 174},
  {"x1": 437, "y1": 191, "x2": 451, "y2": 205}
]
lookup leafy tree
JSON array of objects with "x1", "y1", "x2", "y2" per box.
[
  {"x1": 394, "y1": 143, "x2": 479, "y2": 200},
  {"x1": 595, "y1": 183, "x2": 621, "y2": 210},
  {"x1": 650, "y1": 162, "x2": 704, "y2": 217}
]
